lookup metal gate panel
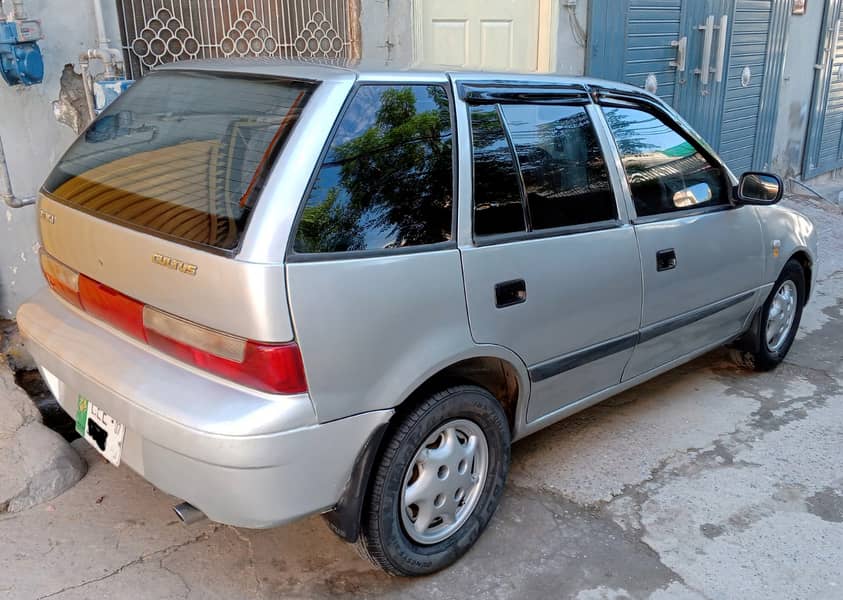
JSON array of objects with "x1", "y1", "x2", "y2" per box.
[
  {"x1": 803, "y1": 1, "x2": 843, "y2": 178},
  {"x1": 587, "y1": 0, "x2": 684, "y2": 105},
  {"x1": 624, "y1": 0, "x2": 685, "y2": 103},
  {"x1": 589, "y1": 0, "x2": 787, "y2": 174},
  {"x1": 717, "y1": 0, "x2": 775, "y2": 174},
  {"x1": 116, "y1": 0, "x2": 355, "y2": 80}
]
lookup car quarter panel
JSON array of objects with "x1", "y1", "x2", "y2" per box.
[{"x1": 286, "y1": 250, "x2": 507, "y2": 423}]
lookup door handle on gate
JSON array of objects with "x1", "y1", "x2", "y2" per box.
[
  {"x1": 670, "y1": 36, "x2": 687, "y2": 72},
  {"x1": 714, "y1": 15, "x2": 729, "y2": 83},
  {"x1": 495, "y1": 279, "x2": 527, "y2": 308},
  {"x1": 657, "y1": 249, "x2": 677, "y2": 272},
  {"x1": 696, "y1": 15, "x2": 715, "y2": 85}
]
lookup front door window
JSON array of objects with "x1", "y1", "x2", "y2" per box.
[{"x1": 602, "y1": 105, "x2": 729, "y2": 218}]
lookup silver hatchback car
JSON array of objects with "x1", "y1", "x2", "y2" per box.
[{"x1": 19, "y1": 60, "x2": 816, "y2": 575}]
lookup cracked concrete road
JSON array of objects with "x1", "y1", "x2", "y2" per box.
[{"x1": 2, "y1": 198, "x2": 842, "y2": 600}]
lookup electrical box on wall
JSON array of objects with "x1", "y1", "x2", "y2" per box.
[
  {"x1": 0, "y1": 18, "x2": 44, "y2": 86},
  {"x1": 93, "y1": 78, "x2": 133, "y2": 113}
]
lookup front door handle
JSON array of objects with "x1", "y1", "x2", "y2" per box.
[
  {"x1": 495, "y1": 279, "x2": 526, "y2": 308},
  {"x1": 657, "y1": 249, "x2": 677, "y2": 271}
]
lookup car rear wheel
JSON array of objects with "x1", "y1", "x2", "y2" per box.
[
  {"x1": 731, "y1": 259, "x2": 805, "y2": 371},
  {"x1": 357, "y1": 385, "x2": 510, "y2": 576}
]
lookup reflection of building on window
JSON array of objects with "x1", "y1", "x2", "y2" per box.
[
  {"x1": 43, "y1": 71, "x2": 311, "y2": 252},
  {"x1": 472, "y1": 103, "x2": 617, "y2": 234},
  {"x1": 603, "y1": 105, "x2": 726, "y2": 217}
]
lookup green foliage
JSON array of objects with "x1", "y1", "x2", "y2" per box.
[{"x1": 295, "y1": 86, "x2": 452, "y2": 252}]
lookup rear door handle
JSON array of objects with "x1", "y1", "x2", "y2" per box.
[
  {"x1": 495, "y1": 279, "x2": 526, "y2": 308},
  {"x1": 657, "y1": 249, "x2": 677, "y2": 271}
]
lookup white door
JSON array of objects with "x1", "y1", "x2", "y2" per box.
[{"x1": 413, "y1": 0, "x2": 553, "y2": 71}]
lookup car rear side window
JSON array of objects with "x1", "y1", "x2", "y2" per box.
[
  {"x1": 470, "y1": 105, "x2": 527, "y2": 236},
  {"x1": 42, "y1": 70, "x2": 313, "y2": 253},
  {"x1": 293, "y1": 84, "x2": 454, "y2": 254},
  {"x1": 602, "y1": 105, "x2": 728, "y2": 217},
  {"x1": 499, "y1": 104, "x2": 617, "y2": 230}
]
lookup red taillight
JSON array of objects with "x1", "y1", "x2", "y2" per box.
[
  {"x1": 78, "y1": 275, "x2": 146, "y2": 341},
  {"x1": 39, "y1": 251, "x2": 307, "y2": 395},
  {"x1": 143, "y1": 307, "x2": 307, "y2": 394}
]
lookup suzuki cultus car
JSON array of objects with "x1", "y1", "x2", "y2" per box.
[{"x1": 19, "y1": 60, "x2": 816, "y2": 575}]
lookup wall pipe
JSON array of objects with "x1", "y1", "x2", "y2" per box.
[
  {"x1": 78, "y1": 48, "x2": 124, "y2": 120},
  {"x1": 12, "y1": 0, "x2": 25, "y2": 19},
  {"x1": 92, "y1": 0, "x2": 109, "y2": 49},
  {"x1": 91, "y1": 0, "x2": 122, "y2": 61},
  {"x1": 0, "y1": 136, "x2": 36, "y2": 208},
  {"x1": 2, "y1": 1, "x2": 37, "y2": 208}
]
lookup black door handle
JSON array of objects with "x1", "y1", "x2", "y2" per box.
[
  {"x1": 495, "y1": 279, "x2": 526, "y2": 308},
  {"x1": 657, "y1": 248, "x2": 677, "y2": 271}
]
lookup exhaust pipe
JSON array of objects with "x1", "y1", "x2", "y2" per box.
[{"x1": 173, "y1": 502, "x2": 206, "y2": 525}]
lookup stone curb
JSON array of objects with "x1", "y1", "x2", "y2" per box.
[{"x1": 0, "y1": 336, "x2": 86, "y2": 513}]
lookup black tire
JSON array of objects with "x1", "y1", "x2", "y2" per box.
[
  {"x1": 731, "y1": 259, "x2": 805, "y2": 371},
  {"x1": 357, "y1": 385, "x2": 511, "y2": 576}
]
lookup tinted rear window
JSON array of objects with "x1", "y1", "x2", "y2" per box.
[
  {"x1": 499, "y1": 104, "x2": 617, "y2": 230},
  {"x1": 43, "y1": 70, "x2": 313, "y2": 252},
  {"x1": 293, "y1": 84, "x2": 454, "y2": 254},
  {"x1": 469, "y1": 105, "x2": 526, "y2": 236}
]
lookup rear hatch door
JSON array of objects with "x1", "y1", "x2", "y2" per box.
[{"x1": 39, "y1": 69, "x2": 315, "y2": 342}]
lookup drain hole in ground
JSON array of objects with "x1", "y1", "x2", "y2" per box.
[{"x1": 15, "y1": 368, "x2": 79, "y2": 443}]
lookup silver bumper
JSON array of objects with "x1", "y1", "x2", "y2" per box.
[{"x1": 17, "y1": 288, "x2": 392, "y2": 528}]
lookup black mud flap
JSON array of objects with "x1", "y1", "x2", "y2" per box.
[{"x1": 322, "y1": 422, "x2": 389, "y2": 543}]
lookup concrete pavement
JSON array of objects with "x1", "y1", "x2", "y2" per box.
[{"x1": 1, "y1": 197, "x2": 842, "y2": 599}]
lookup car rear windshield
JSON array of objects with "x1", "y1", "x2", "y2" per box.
[{"x1": 43, "y1": 70, "x2": 314, "y2": 253}]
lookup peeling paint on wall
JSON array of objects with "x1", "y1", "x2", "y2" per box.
[{"x1": 52, "y1": 64, "x2": 91, "y2": 134}]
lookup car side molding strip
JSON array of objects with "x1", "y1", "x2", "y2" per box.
[
  {"x1": 638, "y1": 290, "x2": 755, "y2": 343},
  {"x1": 529, "y1": 332, "x2": 638, "y2": 383},
  {"x1": 528, "y1": 289, "x2": 757, "y2": 383}
]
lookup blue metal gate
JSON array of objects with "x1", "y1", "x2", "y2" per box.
[
  {"x1": 587, "y1": 0, "x2": 789, "y2": 175},
  {"x1": 803, "y1": 0, "x2": 843, "y2": 179}
]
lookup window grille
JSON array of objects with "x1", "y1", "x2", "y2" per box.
[{"x1": 115, "y1": 0, "x2": 357, "y2": 79}]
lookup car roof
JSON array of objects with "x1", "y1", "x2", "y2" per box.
[{"x1": 154, "y1": 57, "x2": 652, "y2": 98}]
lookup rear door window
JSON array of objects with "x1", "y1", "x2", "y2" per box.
[
  {"x1": 499, "y1": 104, "x2": 617, "y2": 230},
  {"x1": 43, "y1": 70, "x2": 313, "y2": 253},
  {"x1": 293, "y1": 84, "x2": 454, "y2": 254},
  {"x1": 469, "y1": 105, "x2": 527, "y2": 236}
]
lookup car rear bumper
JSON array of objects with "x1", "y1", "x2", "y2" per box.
[{"x1": 17, "y1": 287, "x2": 392, "y2": 528}]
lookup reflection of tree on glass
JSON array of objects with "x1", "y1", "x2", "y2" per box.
[
  {"x1": 295, "y1": 85, "x2": 453, "y2": 253},
  {"x1": 470, "y1": 105, "x2": 526, "y2": 236},
  {"x1": 602, "y1": 107, "x2": 658, "y2": 157}
]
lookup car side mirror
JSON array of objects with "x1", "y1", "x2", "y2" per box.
[{"x1": 736, "y1": 172, "x2": 783, "y2": 205}]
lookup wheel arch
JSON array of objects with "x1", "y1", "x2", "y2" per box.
[
  {"x1": 789, "y1": 249, "x2": 813, "y2": 302},
  {"x1": 323, "y1": 346, "x2": 530, "y2": 543}
]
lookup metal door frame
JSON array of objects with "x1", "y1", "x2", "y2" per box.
[{"x1": 803, "y1": 0, "x2": 843, "y2": 179}]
